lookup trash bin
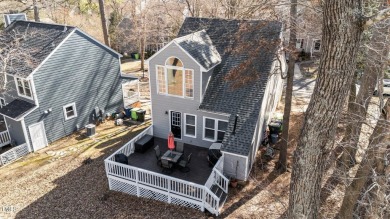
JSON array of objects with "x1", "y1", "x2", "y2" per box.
[
  {"x1": 136, "y1": 109, "x2": 146, "y2": 122},
  {"x1": 131, "y1": 108, "x2": 140, "y2": 120},
  {"x1": 270, "y1": 134, "x2": 278, "y2": 144},
  {"x1": 124, "y1": 108, "x2": 132, "y2": 118},
  {"x1": 134, "y1": 53, "x2": 140, "y2": 59},
  {"x1": 268, "y1": 122, "x2": 282, "y2": 135}
]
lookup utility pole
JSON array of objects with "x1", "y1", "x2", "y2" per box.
[{"x1": 98, "y1": 0, "x2": 111, "y2": 47}]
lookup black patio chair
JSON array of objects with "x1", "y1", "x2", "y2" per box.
[
  {"x1": 161, "y1": 159, "x2": 173, "y2": 174},
  {"x1": 178, "y1": 153, "x2": 192, "y2": 173},
  {"x1": 176, "y1": 142, "x2": 184, "y2": 153},
  {"x1": 154, "y1": 145, "x2": 162, "y2": 166}
]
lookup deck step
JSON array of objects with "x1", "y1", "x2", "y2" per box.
[{"x1": 210, "y1": 184, "x2": 227, "y2": 207}]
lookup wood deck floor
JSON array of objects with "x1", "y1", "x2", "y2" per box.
[{"x1": 127, "y1": 137, "x2": 212, "y2": 185}]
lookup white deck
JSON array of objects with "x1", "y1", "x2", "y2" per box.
[{"x1": 104, "y1": 125, "x2": 229, "y2": 215}]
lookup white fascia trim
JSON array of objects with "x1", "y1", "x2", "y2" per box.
[
  {"x1": 0, "y1": 104, "x2": 39, "y2": 121},
  {"x1": 173, "y1": 41, "x2": 207, "y2": 72},
  {"x1": 21, "y1": 119, "x2": 33, "y2": 152},
  {"x1": 221, "y1": 151, "x2": 249, "y2": 159},
  {"x1": 27, "y1": 29, "x2": 77, "y2": 78},
  {"x1": 75, "y1": 28, "x2": 122, "y2": 57}
]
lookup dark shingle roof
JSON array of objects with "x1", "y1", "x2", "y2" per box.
[
  {"x1": 178, "y1": 17, "x2": 282, "y2": 156},
  {"x1": 2, "y1": 21, "x2": 75, "y2": 77},
  {"x1": 174, "y1": 30, "x2": 221, "y2": 70},
  {"x1": 0, "y1": 99, "x2": 36, "y2": 120}
]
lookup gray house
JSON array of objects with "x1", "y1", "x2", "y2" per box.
[
  {"x1": 147, "y1": 17, "x2": 286, "y2": 181},
  {"x1": 0, "y1": 21, "x2": 124, "y2": 153}
]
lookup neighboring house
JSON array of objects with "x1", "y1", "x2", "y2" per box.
[
  {"x1": 0, "y1": 21, "x2": 124, "y2": 161},
  {"x1": 3, "y1": 13, "x2": 27, "y2": 27},
  {"x1": 295, "y1": 35, "x2": 321, "y2": 56},
  {"x1": 104, "y1": 17, "x2": 286, "y2": 215}
]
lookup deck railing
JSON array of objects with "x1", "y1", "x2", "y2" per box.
[
  {"x1": 104, "y1": 125, "x2": 227, "y2": 215},
  {"x1": 0, "y1": 143, "x2": 29, "y2": 166},
  {"x1": 0, "y1": 130, "x2": 11, "y2": 148}
]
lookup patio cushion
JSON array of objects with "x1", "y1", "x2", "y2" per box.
[{"x1": 135, "y1": 134, "x2": 154, "y2": 153}]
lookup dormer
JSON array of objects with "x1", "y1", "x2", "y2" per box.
[{"x1": 148, "y1": 30, "x2": 221, "y2": 102}]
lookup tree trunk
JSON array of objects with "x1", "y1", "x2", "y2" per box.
[
  {"x1": 287, "y1": 1, "x2": 363, "y2": 218},
  {"x1": 277, "y1": 0, "x2": 297, "y2": 173},
  {"x1": 337, "y1": 99, "x2": 390, "y2": 219},
  {"x1": 340, "y1": 25, "x2": 389, "y2": 167},
  {"x1": 98, "y1": 0, "x2": 111, "y2": 47},
  {"x1": 33, "y1": 0, "x2": 40, "y2": 22}
]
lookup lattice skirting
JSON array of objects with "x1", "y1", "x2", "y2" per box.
[
  {"x1": 108, "y1": 176, "x2": 203, "y2": 211},
  {"x1": 0, "y1": 144, "x2": 29, "y2": 166},
  {"x1": 109, "y1": 177, "x2": 137, "y2": 196},
  {"x1": 170, "y1": 194, "x2": 202, "y2": 211}
]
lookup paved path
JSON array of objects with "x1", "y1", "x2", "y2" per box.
[{"x1": 291, "y1": 63, "x2": 316, "y2": 112}]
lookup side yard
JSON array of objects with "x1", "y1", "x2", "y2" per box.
[{"x1": 0, "y1": 121, "x2": 205, "y2": 219}]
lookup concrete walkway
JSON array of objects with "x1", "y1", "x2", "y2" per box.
[{"x1": 291, "y1": 63, "x2": 316, "y2": 112}]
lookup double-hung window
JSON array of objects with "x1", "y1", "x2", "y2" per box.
[
  {"x1": 63, "y1": 103, "x2": 77, "y2": 120},
  {"x1": 296, "y1": 38, "x2": 304, "y2": 49},
  {"x1": 157, "y1": 57, "x2": 194, "y2": 98},
  {"x1": 203, "y1": 117, "x2": 228, "y2": 142},
  {"x1": 313, "y1": 39, "x2": 321, "y2": 51},
  {"x1": 0, "y1": 98, "x2": 6, "y2": 108},
  {"x1": 157, "y1": 66, "x2": 166, "y2": 94},
  {"x1": 15, "y1": 77, "x2": 33, "y2": 99},
  {"x1": 184, "y1": 114, "x2": 196, "y2": 137}
]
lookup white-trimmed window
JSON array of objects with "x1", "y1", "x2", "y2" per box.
[
  {"x1": 15, "y1": 77, "x2": 33, "y2": 99},
  {"x1": 296, "y1": 38, "x2": 304, "y2": 49},
  {"x1": 313, "y1": 39, "x2": 321, "y2": 51},
  {"x1": 203, "y1": 117, "x2": 228, "y2": 142},
  {"x1": 156, "y1": 57, "x2": 194, "y2": 99},
  {"x1": 184, "y1": 114, "x2": 196, "y2": 137},
  {"x1": 156, "y1": 66, "x2": 166, "y2": 94},
  {"x1": 0, "y1": 98, "x2": 6, "y2": 108},
  {"x1": 185, "y1": 70, "x2": 194, "y2": 98},
  {"x1": 63, "y1": 103, "x2": 77, "y2": 120}
]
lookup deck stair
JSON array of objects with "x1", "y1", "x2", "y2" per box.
[{"x1": 210, "y1": 184, "x2": 228, "y2": 208}]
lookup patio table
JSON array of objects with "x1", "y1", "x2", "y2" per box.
[{"x1": 161, "y1": 150, "x2": 183, "y2": 164}]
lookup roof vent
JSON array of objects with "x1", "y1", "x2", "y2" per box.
[
  {"x1": 63, "y1": 26, "x2": 67, "y2": 32},
  {"x1": 232, "y1": 114, "x2": 239, "y2": 135}
]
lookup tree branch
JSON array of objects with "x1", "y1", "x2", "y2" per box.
[{"x1": 364, "y1": 7, "x2": 390, "y2": 29}]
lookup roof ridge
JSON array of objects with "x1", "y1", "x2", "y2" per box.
[
  {"x1": 173, "y1": 29, "x2": 207, "y2": 42},
  {"x1": 12, "y1": 20, "x2": 76, "y2": 29}
]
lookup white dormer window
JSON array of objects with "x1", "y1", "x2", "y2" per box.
[
  {"x1": 15, "y1": 77, "x2": 33, "y2": 100},
  {"x1": 156, "y1": 56, "x2": 194, "y2": 99}
]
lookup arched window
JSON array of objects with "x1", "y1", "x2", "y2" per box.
[
  {"x1": 156, "y1": 57, "x2": 193, "y2": 98},
  {"x1": 165, "y1": 57, "x2": 183, "y2": 67}
]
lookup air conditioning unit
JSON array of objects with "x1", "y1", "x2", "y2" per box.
[{"x1": 85, "y1": 124, "x2": 96, "y2": 137}]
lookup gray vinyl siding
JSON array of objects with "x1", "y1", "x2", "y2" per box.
[
  {"x1": 223, "y1": 153, "x2": 248, "y2": 180},
  {"x1": 201, "y1": 69, "x2": 213, "y2": 99},
  {"x1": 0, "y1": 75, "x2": 35, "y2": 105},
  {"x1": 24, "y1": 30, "x2": 123, "y2": 146},
  {"x1": 149, "y1": 43, "x2": 229, "y2": 148},
  {"x1": 4, "y1": 117, "x2": 25, "y2": 145}
]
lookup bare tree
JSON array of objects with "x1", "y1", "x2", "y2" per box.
[
  {"x1": 288, "y1": 0, "x2": 390, "y2": 218},
  {"x1": 98, "y1": 0, "x2": 110, "y2": 46},
  {"x1": 338, "y1": 98, "x2": 390, "y2": 218}
]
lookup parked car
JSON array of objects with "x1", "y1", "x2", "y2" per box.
[{"x1": 374, "y1": 79, "x2": 390, "y2": 95}]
